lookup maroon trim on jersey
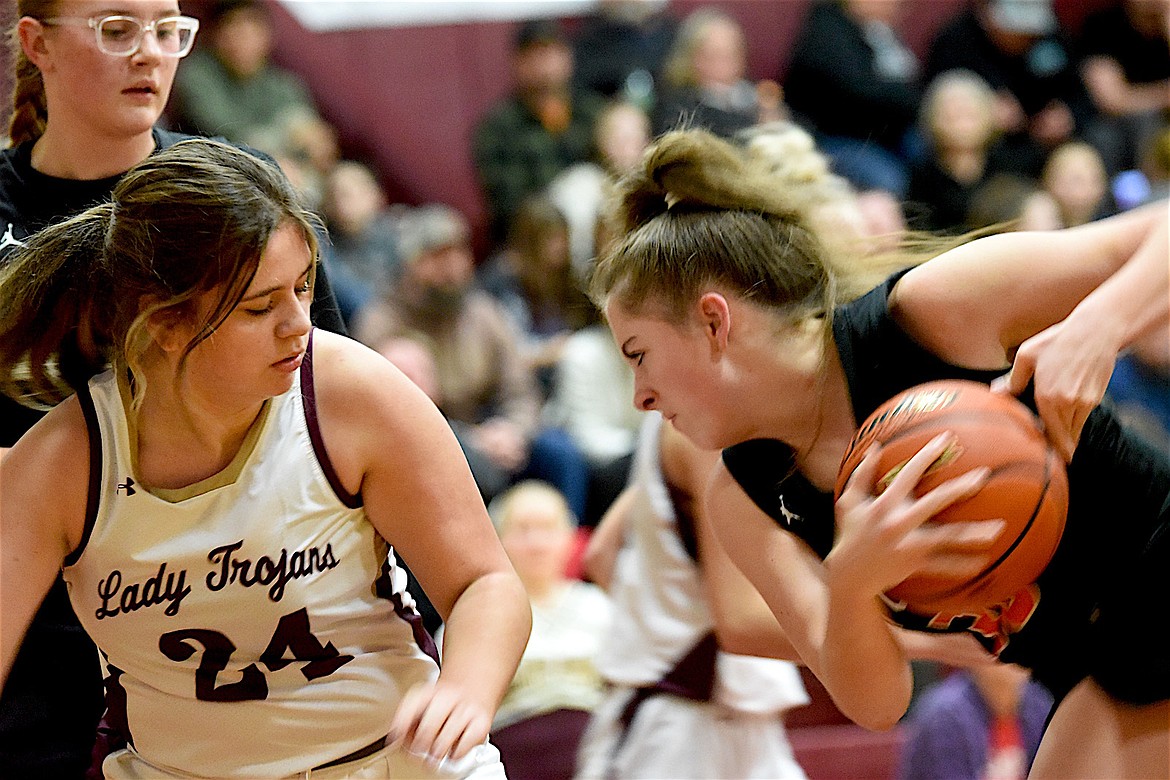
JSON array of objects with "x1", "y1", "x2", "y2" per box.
[
  {"x1": 300, "y1": 329, "x2": 362, "y2": 509},
  {"x1": 374, "y1": 558, "x2": 441, "y2": 667},
  {"x1": 64, "y1": 381, "x2": 103, "y2": 568},
  {"x1": 610, "y1": 632, "x2": 718, "y2": 760},
  {"x1": 93, "y1": 657, "x2": 133, "y2": 763}
]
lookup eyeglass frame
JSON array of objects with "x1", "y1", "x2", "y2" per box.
[{"x1": 38, "y1": 14, "x2": 201, "y2": 58}]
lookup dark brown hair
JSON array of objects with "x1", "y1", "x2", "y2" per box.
[{"x1": 0, "y1": 138, "x2": 320, "y2": 407}]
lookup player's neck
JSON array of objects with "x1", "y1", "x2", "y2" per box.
[
  {"x1": 31, "y1": 124, "x2": 155, "y2": 181},
  {"x1": 132, "y1": 362, "x2": 267, "y2": 490},
  {"x1": 792, "y1": 349, "x2": 859, "y2": 492}
]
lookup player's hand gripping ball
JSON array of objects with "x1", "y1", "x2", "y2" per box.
[{"x1": 835, "y1": 380, "x2": 1069, "y2": 617}]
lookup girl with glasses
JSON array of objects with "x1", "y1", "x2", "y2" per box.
[
  {"x1": 0, "y1": 137, "x2": 529, "y2": 779},
  {"x1": 0, "y1": 2, "x2": 346, "y2": 775}
]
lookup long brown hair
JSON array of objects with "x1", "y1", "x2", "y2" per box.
[
  {"x1": 508, "y1": 195, "x2": 596, "y2": 331},
  {"x1": 0, "y1": 138, "x2": 320, "y2": 407}
]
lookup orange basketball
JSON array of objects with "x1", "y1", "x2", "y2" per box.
[{"x1": 834, "y1": 380, "x2": 1069, "y2": 617}]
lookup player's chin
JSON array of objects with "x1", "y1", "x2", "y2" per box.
[{"x1": 669, "y1": 416, "x2": 725, "y2": 452}]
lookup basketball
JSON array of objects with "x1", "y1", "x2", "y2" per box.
[{"x1": 834, "y1": 379, "x2": 1069, "y2": 617}]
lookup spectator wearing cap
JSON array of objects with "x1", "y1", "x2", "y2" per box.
[
  {"x1": 473, "y1": 19, "x2": 607, "y2": 243},
  {"x1": 172, "y1": 0, "x2": 321, "y2": 145},
  {"x1": 353, "y1": 204, "x2": 590, "y2": 520},
  {"x1": 924, "y1": 0, "x2": 1090, "y2": 178}
]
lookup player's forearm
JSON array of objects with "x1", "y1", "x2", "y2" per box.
[
  {"x1": 819, "y1": 584, "x2": 914, "y2": 732},
  {"x1": 1073, "y1": 205, "x2": 1168, "y2": 353},
  {"x1": 436, "y1": 570, "x2": 531, "y2": 711}
]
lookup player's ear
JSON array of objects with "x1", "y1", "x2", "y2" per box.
[
  {"x1": 17, "y1": 17, "x2": 52, "y2": 71},
  {"x1": 697, "y1": 291, "x2": 730, "y2": 353},
  {"x1": 142, "y1": 297, "x2": 193, "y2": 353}
]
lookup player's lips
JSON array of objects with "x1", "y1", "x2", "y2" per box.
[
  {"x1": 273, "y1": 352, "x2": 305, "y2": 372},
  {"x1": 123, "y1": 82, "x2": 158, "y2": 95}
]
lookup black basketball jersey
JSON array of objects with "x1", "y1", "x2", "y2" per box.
[{"x1": 723, "y1": 272, "x2": 1170, "y2": 704}]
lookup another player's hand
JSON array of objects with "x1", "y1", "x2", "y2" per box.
[
  {"x1": 388, "y1": 679, "x2": 494, "y2": 765},
  {"x1": 829, "y1": 433, "x2": 1001, "y2": 599},
  {"x1": 992, "y1": 316, "x2": 1121, "y2": 462}
]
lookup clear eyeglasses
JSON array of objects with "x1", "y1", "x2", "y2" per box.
[{"x1": 40, "y1": 15, "x2": 200, "y2": 58}]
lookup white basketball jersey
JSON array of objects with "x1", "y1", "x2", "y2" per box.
[
  {"x1": 596, "y1": 412, "x2": 807, "y2": 714},
  {"x1": 62, "y1": 346, "x2": 439, "y2": 778}
]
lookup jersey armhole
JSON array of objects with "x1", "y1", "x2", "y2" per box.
[
  {"x1": 63, "y1": 383, "x2": 103, "y2": 567},
  {"x1": 299, "y1": 330, "x2": 363, "y2": 509}
]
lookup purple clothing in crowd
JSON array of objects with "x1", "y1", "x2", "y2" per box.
[{"x1": 897, "y1": 671, "x2": 1053, "y2": 780}]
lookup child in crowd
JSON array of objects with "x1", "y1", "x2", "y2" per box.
[
  {"x1": 1041, "y1": 141, "x2": 1114, "y2": 227},
  {"x1": 488, "y1": 481, "x2": 611, "y2": 780},
  {"x1": 908, "y1": 69, "x2": 1005, "y2": 232}
]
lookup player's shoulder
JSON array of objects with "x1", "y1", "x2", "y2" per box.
[
  {"x1": 3, "y1": 396, "x2": 92, "y2": 547},
  {"x1": 307, "y1": 330, "x2": 438, "y2": 433},
  {"x1": 308, "y1": 330, "x2": 400, "y2": 396}
]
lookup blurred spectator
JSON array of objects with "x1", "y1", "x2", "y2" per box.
[
  {"x1": 965, "y1": 173, "x2": 1063, "y2": 232},
  {"x1": 377, "y1": 333, "x2": 511, "y2": 505},
  {"x1": 543, "y1": 323, "x2": 642, "y2": 528},
  {"x1": 784, "y1": 0, "x2": 922, "y2": 198},
  {"x1": 474, "y1": 19, "x2": 606, "y2": 243},
  {"x1": 1141, "y1": 124, "x2": 1170, "y2": 203},
  {"x1": 547, "y1": 100, "x2": 652, "y2": 278},
  {"x1": 320, "y1": 160, "x2": 401, "y2": 326},
  {"x1": 244, "y1": 107, "x2": 341, "y2": 215},
  {"x1": 172, "y1": 0, "x2": 321, "y2": 144},
  {"x1": 855, "y1": 188, "x2": 910, "y2": 250},
  {"x1": 1111, "y1": 121, "x2": 1170, "y2": 209},
  {"x1": 737, "y1": 120, "x2": 910, "y2": 258},
  {"x1": 1041, "y1": 140, "x2": 1112, "y2": 227},
  {"x1": 1077, "y1": 0, "x2": 1170, "y2": 179},
  {"x1": 572, "y1": 0, "x2": 677, "y2": 113},
  {"x1": 354, "y1": 204, "x2": 589, "y2": 519},
  {"x1": 1107, "y1": 330, "x2": 1170, "y2": 460},
  {"x1": 479, "y1": 195, "x2": 597, "y2": 392},
  {"x1": 653, "y1": 8, "x2": 785, "y2": 139},
  {"x1": 737, "y1": 120, "x2": 868, "y2": 248},
  {"x1": 925, "y1": 0, "x2": 1087, "y2": 178},
  {"x1": 907, "y1": 70, "x2": 1011, "y2": 232},
  {"x1": 487, "y1": 481, "x2": 611, "y2": 780},
  {"x1": 897, "y1": 665, "x2": 1054, "y2": 780}
]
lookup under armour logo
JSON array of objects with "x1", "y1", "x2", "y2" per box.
[
  {"x1": 0, "y1": 223, "x2": 24, "y2": 253},
  {"x1": 778, "y1": 495, "x2": 802, "y2": 526},
  {"x1": 117, "y1": 477, "x2": 137, "y2": 496}
]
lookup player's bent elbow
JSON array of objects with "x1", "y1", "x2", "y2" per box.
[
  {"x1": 830, "y1": 683, "x2": 912, "y2": 732},
  {"x1": 833, "y1": 698, "x2": 906, "y2": 732}
]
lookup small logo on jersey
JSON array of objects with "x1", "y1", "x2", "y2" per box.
[
  {"x1": 0, "y1": 223, "x2": 24, "y2": 253},
  {"x1": 778, "y1": 495, "x2": 802, "y2": 526},
  {"x1": 117, "y1": 477, "x2": 137, "y2": 496}
]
